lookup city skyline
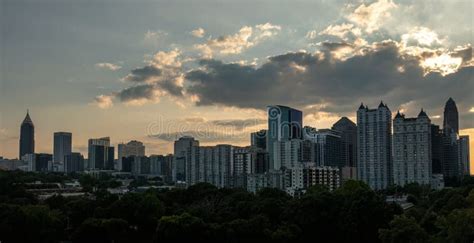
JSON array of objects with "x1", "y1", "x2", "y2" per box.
[
  {"x1": 1, "y1": 0, "x2": 473, "y2": 171},
  {"x1": 0, "y1": 97, "x2": 474, "y2": 174}
]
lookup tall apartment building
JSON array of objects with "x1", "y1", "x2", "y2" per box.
[
  {"x1": 393, "y1": 110, "x2": 432, "y2": 186},
  {"x1": 357, "y1": 102, "x2": 392, "y2": 190}
]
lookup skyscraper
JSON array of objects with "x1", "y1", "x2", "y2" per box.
[
  {"x1": 442, "y1": 98, "x2": 462, "y2": 178},
  {"x1": 53, "y1": 132, "x2": 72, "y2": 164},
  {"x1": 357, "y1": 102, "x2": 392, "y2": 190},
  {"x1": 443, "y1": 97, "x2": 459, "y2": 134},
  {"x1": 332, "y1": 117, "x2": 357, "y2": 167},
  {"x1": 88, "y1": 137, "x2": 114, "y2": 170},
  {"x1": 19, "y1": 110, "x2": 35, "y2": 159},
  {"x1": 393, "y1": 110, "x2": 432, "y2": 186},
  {"x1": 267, "y1": 105, "x2": 303, "y2": 170}
]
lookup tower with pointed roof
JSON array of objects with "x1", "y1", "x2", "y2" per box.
[
  {"x1": 19, "y1": 110, "x2": 35, "y2": 158},
  {"x1": 443, "y1": 97, "x2": 459, "y2": 134}
]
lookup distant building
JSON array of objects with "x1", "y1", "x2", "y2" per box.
[
  {"x1": 88, "y1": 137, "x2": 114, "y2": 170},
  {"x1": 443, "y1": 97, "x2": 459, "y2": 134},
  {"x1": 251, "y1": 129, "x2": 267, "y2": 151},
  {"x1": 332, "y1": 117, "x2": 357, "y2": 167},
  {"x1": 357, "y1": 102, "x2": 392, "y2": 190},
  {"x1": 267, "y1": 105, "x2": 303, "y2": 170},
  {"x1": 251, "y1": 149, "x2": 269, "y2": 174},
  {"x1": 393, "y1": 110, "x2": 432, "y2": 186},
  {"x1": 443, "y1": 130, "x2": 459, "y2": 178},
  {"x1": 458, "y1": 135, "x2": 470, "y2": 176},
  {"x1": 132, "y1": 156, "x2": 150, "y2": 175},
  {"x1": 149, "y1": 154, "x2": 173, "y2": 181},
  {"x1": 26, "y1": 153, "x2": 52, "y2": 172},
  {"x1": 121, "y1": 156, "x2": 134, "y2": 173},
  {"x1": 64, "y1": 152, "x2": 84, "y2": 173},
  {"x1": 117, "y1": 140, "x2": 145, "y2": 170},
  {"x1": 53, "y1": 132, "x2": 72, "y2": 164},
  {"x1": 19, "y1": 110, "x2": 35, "y2": 158}
]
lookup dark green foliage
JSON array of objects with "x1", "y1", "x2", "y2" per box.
[{"x1": 0, "y1": 171, "x2": 473, "y2": 242}]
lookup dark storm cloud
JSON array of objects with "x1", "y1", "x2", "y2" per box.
[
  {"x1": 319, "y1": 41, "x2": 353, "y2": 51},
  {"x1": 185, "y1": 41, "x2": 474, "y2": 128},
  {"x1": 149, "y1": 130, "x2": 246, "y2": 144},
  {"x1": 211, "y1": 118, "x2": 266, "y2": 130},
  {"x1": 156, "y1": 79, "x2": 184, "y2": 97},
  {"x1": 124, "y1": 65, "x2": 162, "y2": 82},
  {"x1": 117, "y1": 84, "x2": 156, "y2": 102}
]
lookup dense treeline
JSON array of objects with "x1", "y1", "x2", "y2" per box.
[{"x1": 0, "y1": 170, "x2": 473, "y2": 242}]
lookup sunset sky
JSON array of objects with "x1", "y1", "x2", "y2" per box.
[{"x1": 1, "y1": 0, "x2": 473, "y2": 172}]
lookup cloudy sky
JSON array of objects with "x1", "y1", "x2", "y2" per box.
[{"x1": 1, "y1": 0, "x2": 473, "y2": 170}]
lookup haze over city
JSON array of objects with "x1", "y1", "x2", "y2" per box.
[{"x1": 1, "y1": 0, "x2": 473, "y2": 173}]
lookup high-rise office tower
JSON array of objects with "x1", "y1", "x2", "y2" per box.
[
  {"x1": 251, "y1": 129, "x2": 267, "y2": 151},
  {"x1": 332, "y1": 117, "x2": 357, "y2": 167},
  {"x1": 441, "y1": 97, "x2": 462, "y2": 178},
  {"x1": 458, "y1": 135, "x2": 470, "y2": 176},
  {"x1": 443, "y1": 97, "x2": 459, "y2": 134},
  {"x1": 357, "y1": 102, "x2": 392, "y2": 190},
  {"x1": 173, "y1": 136, "x2": 199, "y2": 182},
  {"x1": 53, "y1": 132, "x2": 72, "y2": 164},
  {"x1": 88, "y1": 137, "x2": 114, "y2": 170},
  {"x1": 117, "y1": 140, "x2": 145, "y2": 170},
  {"x1": 19, "y1": 110, "x2": 35, "y2": 159},
  {"x1": 393, "y1": 110, "x2": 432, "y2": 186},
  {"x1": 64, "y1": 152, "x2": 84, "y2": 173},
  {"x1": 267, "y1": 105, "x2": 303, "y2": 170}
]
